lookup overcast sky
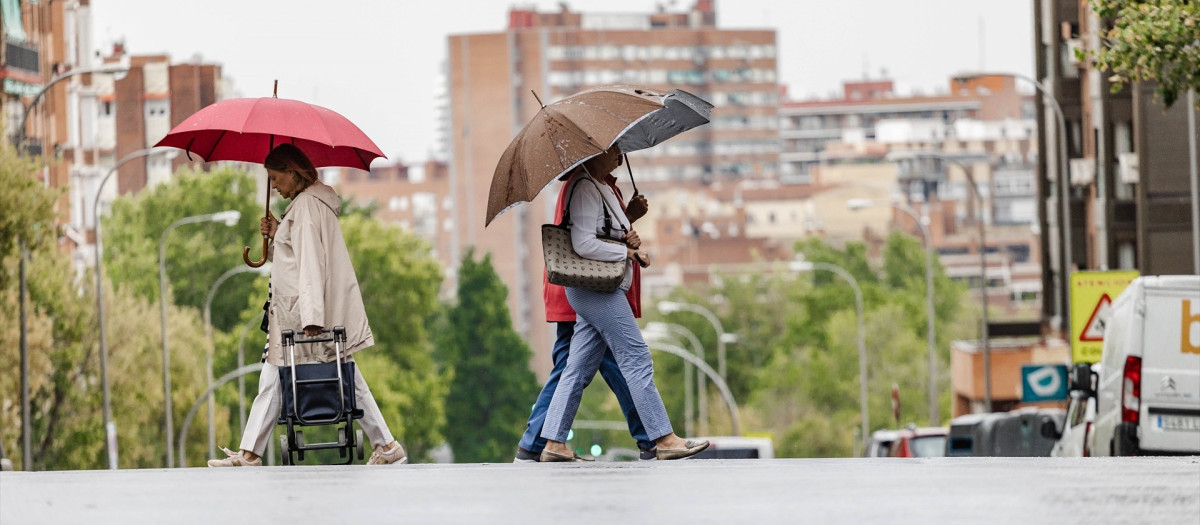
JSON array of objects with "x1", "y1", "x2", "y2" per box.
[{"x1": 89, "y1": 0, "x2": 1033, "y2": 165}]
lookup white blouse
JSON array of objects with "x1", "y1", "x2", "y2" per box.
[{"x1": 567, "y1": 174, "x2": 633, "y2": 290}]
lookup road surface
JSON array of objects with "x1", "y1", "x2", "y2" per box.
[{"x1": 2, "y1": 457, "x2": 1197, "y2": 523}]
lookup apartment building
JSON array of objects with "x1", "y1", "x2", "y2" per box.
[
  {"x1": 1033, "y1": 0, "x2": 1199, "y2": 330},
  {"x1": 446, "y1": 1, "x2": 778, "y2": 377},
  {"x1": 779, "y1": 76, "x2": 1025, "y2": 185}
]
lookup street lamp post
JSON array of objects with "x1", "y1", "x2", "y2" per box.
[
  {"x1": 203, "y1": 264, "x2": 269, "y2": 459},
  {"x1": 642, "y1": 329, "x2": 694, "y2": 436},
  {"x1": 92, "y1": 147, "x2": 176, "y2": 470},
  {"x1": 887, "y1": 151, "x2": 993, "y2": 412},
  {"x1": 646, "y1": 341, "x2": 741, "y2": 436},
  {"x1": 16, "y1": 64, "x2": 130, "y2": 153},
  {"x1": 657, "y1": 301, "x2": 731, "y2": 381},
  {"x1": 954, "y1": 71, "x2": 1072, "y2": 333},
  {"x1": 848, "y1": 198, "x2": 940, "y2": 426},
  {"x1": 790, "y1": 261, "x2": 868, "y2": 451},
  {"x1": 645, "y1": 322, "x2": 709, "y2": 436},
  {"x1": 159, "y1": 210, "x2": 241, "y2": 468}
]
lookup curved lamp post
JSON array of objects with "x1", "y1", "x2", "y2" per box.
[
  {"x1": 790, "y1": 260, "x2": 868, "y2": 451},
  {"x1": 177, "y1": 363, "x2": 263, "y2": 467},
  {"x1": 92, "y1": 147, "x2": 177, "y2": 469},
  {"x1": 647, "y1": 341, "x2": 740, "y2": 436},
  {"x1": 17, "y1": 64, "x2": 130, "y2": 153},
  {"x1": 887, "y1": 150, "x2": 992, "y2": 412},
  {"x1": 235, "y1": 315, "x2": 264, "y2": 434},
  {"x1": 848, "y1": 198, "x2": 940, "y2": 426},
  {"x1": 159, "y1": 210, "x2": 241, "y2": 467},
  {"x1": 644, "y1": 322, "x2": 709, "y2": 436},
  {"x1": 641, "y1": 329, "x2": 694, "y2": 436},
  {"x1": 953, "y1": 71, "x2": 1072, "y2": 331},
  {"x1": 657, "y1": 301, "x2": 733, "y2": 380},
  {"x1": 202, "y1": 264, "x2": 270, "y2": 458}
]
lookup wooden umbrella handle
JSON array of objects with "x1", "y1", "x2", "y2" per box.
[
  {"x1": 243, "y1": 176, "x2": 271, "y2": 267},
  {"x1": 243, "y1": 236, "x2": 268, "y2": 268}
]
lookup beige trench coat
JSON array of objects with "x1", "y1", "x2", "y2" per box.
[{"x1": 266, "y1": 181, "x2": 374, "y2": 366}]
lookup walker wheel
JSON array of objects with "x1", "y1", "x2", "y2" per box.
[
  {"x1": 356, "y1": 429, "x2": 365, "y2": 460},
  {"x1": 279, "y1": 435, "x2": 291, "y2": 466}
]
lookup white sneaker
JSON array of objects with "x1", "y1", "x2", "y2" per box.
[
  {"x1": 367, "y1": 442, "x2": 408, "y2": 465},
  {"x1": 207, "y1": 447, "x2": 262, "y2": 467}
]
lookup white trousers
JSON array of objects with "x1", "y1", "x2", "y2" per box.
[{"x1": 240, "y1": 359, "x2": 394, "y2": 455}]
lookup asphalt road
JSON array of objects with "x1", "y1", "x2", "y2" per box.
[{"x1": 2, "y1": 457, "x2": 1197, "y2": 524}]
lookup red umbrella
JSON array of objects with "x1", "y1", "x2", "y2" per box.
[
  {"x1": 155, "y1": 97, "x2": 385, "y2": 169},
  {"x1": 155, "y1": 86, "x2": 385, "y2": 266}
]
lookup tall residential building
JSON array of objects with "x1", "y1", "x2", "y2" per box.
[
  {"x1": 446, "y1": 1, "x2": 778, "y2": 377},
  {"x1": 1033, "y1": 0, "x2": 1199, "y2": 332}
]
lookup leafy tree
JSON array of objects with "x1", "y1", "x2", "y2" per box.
[
  {"x1": 102, "y1": 166, "x2": 263, "y2": 333},
  {"x1": 643, "y1": 233, "x2": 971, "y2": 456},
  {"x1": 338, "y1": 214, "x2": 447, "y2": 461},
  {"x1": 434, "y1": 249, "x2": 538, "y2": 463},
  {"x1": 0, "y1": 141, "x2": 215, "y2": 470},
  {"x1": 1085, "y1": 0, "x2": 1200, "y2": 108}
]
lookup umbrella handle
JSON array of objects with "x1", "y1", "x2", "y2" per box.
[
  {"x1": 243, "y1": 178, "x2": 272, "y2": 268},
  {"x1": 243, "y1": 236, "x2": 268, "y2": 268}
]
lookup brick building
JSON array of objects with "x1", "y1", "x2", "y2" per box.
[
  {"x1": 3, "y1": 0, "x2": 222, "y2": 276},
  {"x1": 106, "y1": 50, "x2": 222, "y2": 195},
  {"x1": 446, "y1": 1, "x2": 778, "y2": 377}
]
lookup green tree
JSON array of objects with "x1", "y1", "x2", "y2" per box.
[
  {"x1": 434, "y1": 249, "x2": 538, "y2": 463},
  {"x1": 1086, "y1": 0, "x2": 1200, "y2": 108},
  {"x1": 102, "y1": 166, "x2": 263, "y2": 333},
  {"x1": 338, "y1": 214, "x2": 447, "y2": 461},
  {"x1": 0, "y1": 141, "x2": 215, "y2": 470},
  {"x1": 645, "y1": 234, "x2": 971, "y2": 457}
]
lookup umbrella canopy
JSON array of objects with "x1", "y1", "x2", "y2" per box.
[
  {"x1": 486, "y1": 86, "x2": 712, "y2": 226},
  {"x1": 155, "y1": 94, "x2": 385, "y2": 267},
  {"x1": 154, "y1": 97, "x2": 386, "y2": 170}
]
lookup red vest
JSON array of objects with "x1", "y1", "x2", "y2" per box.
[{"x1": 543, "y1": 171, "x2": 642, "y2": 322}]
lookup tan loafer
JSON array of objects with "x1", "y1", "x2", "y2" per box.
[
  {"x1": 539, "y1": 449, "x2": 591, "y2": 462},
  {"x1": 656, "y1": 439, "x2": 710, "y2": 460}
]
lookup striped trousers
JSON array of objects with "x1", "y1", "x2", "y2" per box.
[{"x1": 541, "y1": 286, "x2": 674, "y2": 443}]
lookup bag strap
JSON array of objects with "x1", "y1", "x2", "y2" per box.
[{"x1": 561, "y1": 169, "x2": 628, "y2": 239}]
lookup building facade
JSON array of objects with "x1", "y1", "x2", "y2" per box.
[{"x1": 1033, "y1": 0, "x2": 1199, "y2": 333}]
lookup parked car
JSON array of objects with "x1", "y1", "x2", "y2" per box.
[
  {"x1": 946, "y1": 413, "x2": 1001, "y2": 457},
  {"x1": 862, "y1": 429, "x2": 899, "y2": 457},
  {"x1": 887, "y1": 426, "x2": 948, "y2": 458},
  {"x1": 947, "y1": 409, "x2": 1063, "y2": 457},
  {"x1": 1092, "y1": 275, "x2": 1200, "y2": 456},
  {"x1": 1045, "y1": 363, "x2": 1099, "y2": 457}
]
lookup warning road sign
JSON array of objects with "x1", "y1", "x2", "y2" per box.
[
  {"x1": 1070, "y1": 271, "x2": 1139, "y2": 363},
  {"x1": 1079, "y1": 294, "x2": 1114, "y2": 341}
]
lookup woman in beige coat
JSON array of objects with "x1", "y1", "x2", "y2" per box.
[{"x1": 208, "y1": 144, "x2": 405, "y2": 467}]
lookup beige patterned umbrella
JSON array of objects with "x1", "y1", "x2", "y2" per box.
[{"x1": 486, "y1": 85, "x2": 711, "y2": 226}]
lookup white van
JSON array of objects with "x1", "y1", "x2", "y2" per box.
[{"x1": 1092, "y1": 275, "x2": 1200, "y2": 456}]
